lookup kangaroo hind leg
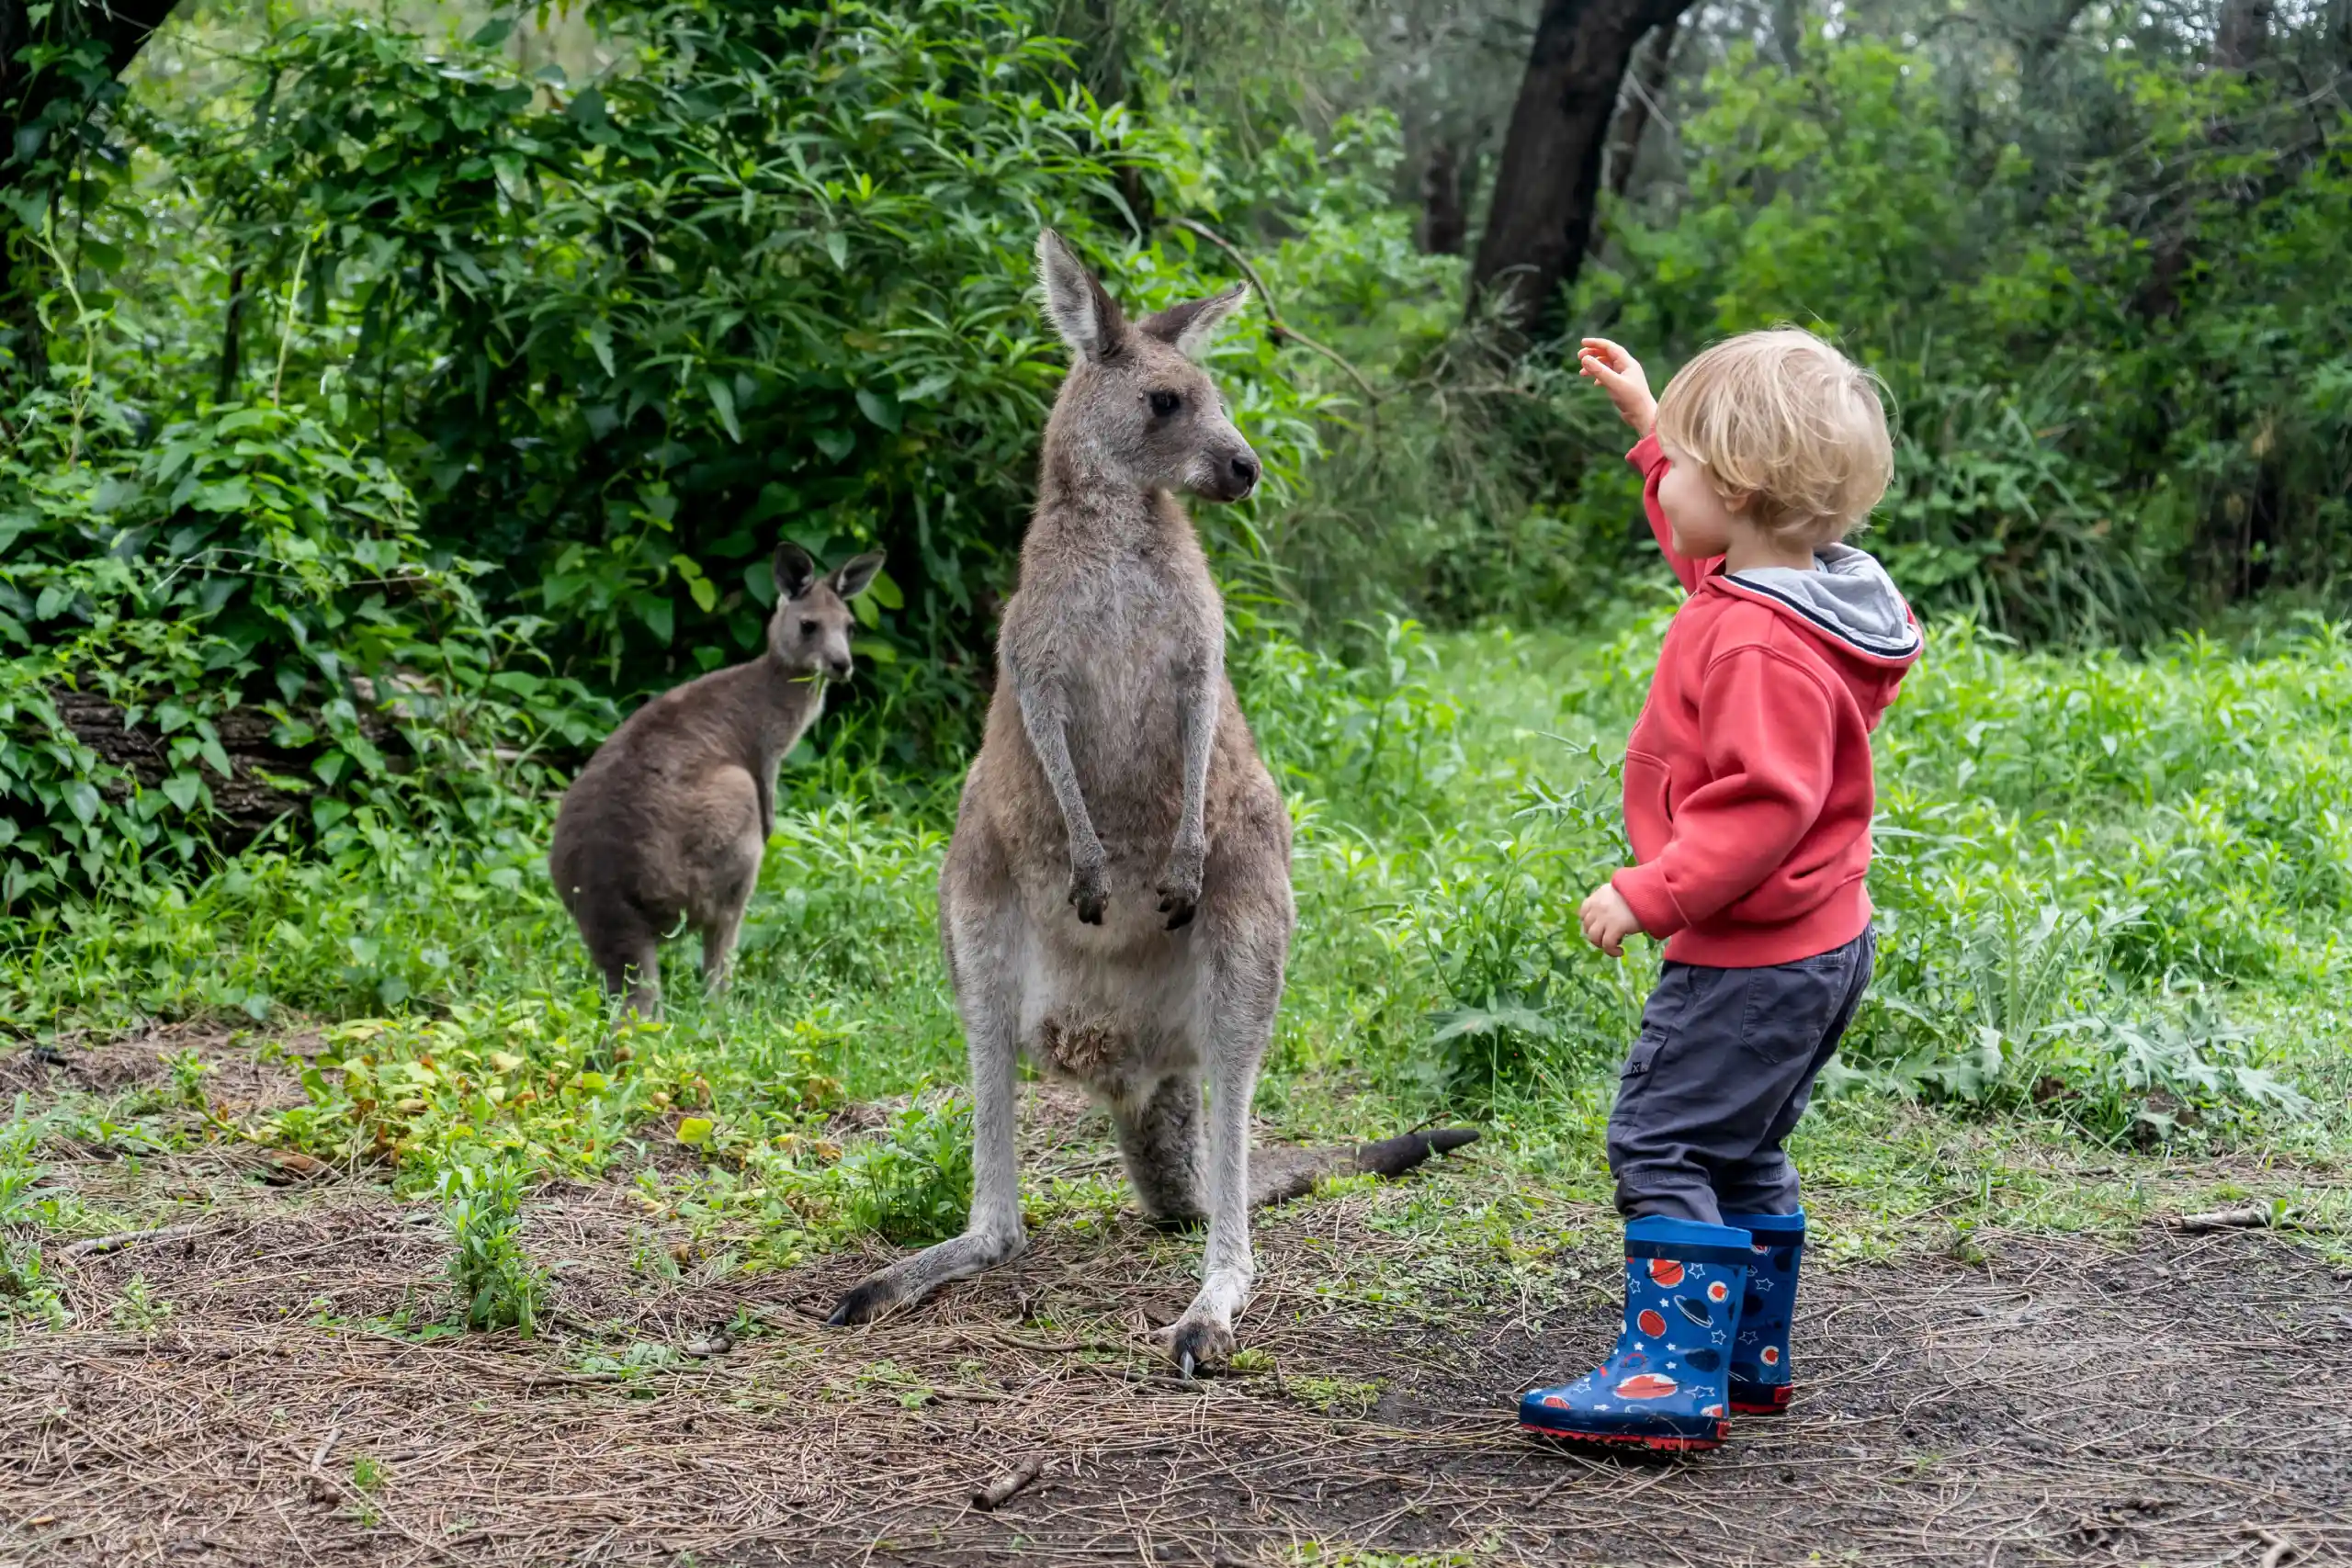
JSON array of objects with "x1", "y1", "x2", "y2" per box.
[
  {"x1": 694, "y1": 767, "x2": 764, "y2": 996},
  {"x1": 1152, "y1": 897, "x2": 1288, "y2": 1375},
  {"x1": 827, "y1": 865, "x2": 1027, "y2": 1325},
  {"x1": 581, "y1": 902, "x2": 662, "y2": 1021}
]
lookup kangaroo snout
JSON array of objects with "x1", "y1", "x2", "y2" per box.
[{"x1": 1200, "y1": 446, "x2": 1260, "y2": 502}]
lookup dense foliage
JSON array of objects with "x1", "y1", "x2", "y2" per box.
[
  {"x1": 1, "y1": 0, "x2": 1372, "y2": 903},
  {"x1": 1583, "y1": 34, "x2": 2352, "y2": 640}
]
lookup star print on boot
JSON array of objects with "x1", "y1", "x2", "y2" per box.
[
  {"x1": 1721, "y1": 1209, "x2": 1804, "y2": 1414},
  {"x1": 1517, "y1": 1215, "x2": 1753, "y2": 1452}
]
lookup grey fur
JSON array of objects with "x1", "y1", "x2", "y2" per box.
[
  {"x1": 826, "y1": 232, "x2": 1476, "y2": 1371},
  {"x1": 548, "y1": 545, "x2": 884, "y2": 1015}
]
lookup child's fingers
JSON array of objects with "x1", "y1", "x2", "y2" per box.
[{"x1": 1580, "y1": 357, "x2": 1632, "y2": 394}]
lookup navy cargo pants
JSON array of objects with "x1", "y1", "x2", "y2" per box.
[{"x1": 1606, "y1": 929, "x2": 1876, "y2": 1224}]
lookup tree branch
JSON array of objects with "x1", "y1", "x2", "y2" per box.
[{"x1": 1168, "y1": 216, "x2": 1381, "y2": 412}]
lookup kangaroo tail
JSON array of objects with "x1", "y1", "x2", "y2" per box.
[
  {"x1": 1249, "y1": 1127, "x2": 1481, "y2": 1209},
  {"x1": 1351, "y1": 1126, "x2": 1481, "y2": 1177}
]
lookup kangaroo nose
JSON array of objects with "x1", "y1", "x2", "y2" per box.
[
  {"x1": 1230, "y1": 454, "x2": 1258, "y2": 491},
  {"x1": 828, "y1": 656, "x2": 853, "y2": 680}
]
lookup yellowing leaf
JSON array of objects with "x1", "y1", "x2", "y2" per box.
[{"x1": 676, "y1": 1117, "x2": 715, "y2": 1147}]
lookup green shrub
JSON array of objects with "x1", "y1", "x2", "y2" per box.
[
  {"x1": 436, "y1": 1156, "x2": 547, "y2": 1336},
  {"x1": 831, "y1": 1095, "x2": 975, "y2": 1247}
]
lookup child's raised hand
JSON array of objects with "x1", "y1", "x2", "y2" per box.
[
  {"x1": 1579, "y1": 882, "x2": 1644, "y2": 958},
  {"x1": 1578, "y1": 338, "x2": 1657, "y2": 434}
]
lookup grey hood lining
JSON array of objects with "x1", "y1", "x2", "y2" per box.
[{"x1": 1729, "y1": 544, "x2": 1920, "y2": 660}]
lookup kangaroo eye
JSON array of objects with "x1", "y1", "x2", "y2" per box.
[
  {"x1": 1148, "y1": 390, "x2": 1182, "y2": 418},
  {"x1": 799, "y1": 619, "x2": 820, "y2": 637}
]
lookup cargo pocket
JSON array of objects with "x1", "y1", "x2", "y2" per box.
[
  {"x1": 1736, "y1": 949, "x2": 1853, "y2": 1067},
  {"x1": 1621, "y1": 1032, "x2": 1665, "y2": 1084}
]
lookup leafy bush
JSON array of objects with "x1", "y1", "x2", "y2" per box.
[
  {"x1": 1583, "y1": 36, "x2": 2352, "y2": 637},
  {"x1": 830, "y1": 1094, "x2": 976, "y2": 1247},
  {"x1": 0, "y1": 378, "x2": 612, "y2": 907},
  {"x1": 1238, "y1": 613, "x2": 1465, "y2": 828},
  {"x1": 436, "y1": 1155, "x2": 547, "y2": 1336}
]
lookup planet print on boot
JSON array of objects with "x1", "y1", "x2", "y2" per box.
[{"x1": 1516, "y1": 1216, "x2": 1755, "y2": 1452}]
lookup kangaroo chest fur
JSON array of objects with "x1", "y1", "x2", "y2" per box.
[
  {"x1": 991, "y1": 501, "x2": 1227, "y2": 874},
  {"x1": 1043, "y1": 558, "x2": 1204, "y2": 829}
]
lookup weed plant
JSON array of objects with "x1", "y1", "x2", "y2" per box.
[{"x1": 436, "y1": 1156, "x2": 548, "y2": 1336}]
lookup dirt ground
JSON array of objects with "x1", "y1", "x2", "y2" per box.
[{"x1": 4, "y1": 1035, "x2": 2348, "y2": 1568}]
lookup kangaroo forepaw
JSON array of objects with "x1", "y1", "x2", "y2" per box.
[
  {"x1": 826, "y1": 1275, "x2": 901, "y2": 1327},
  {"x1": 1150, "y1": 1314, "x2": 1235, "y2": 1375},
  {"x1": 1154, "y1": 885, "x2": 1198, "y2": 930},
  {"x1": 1067, "y1": 862, "x2": 1107, "y2": 925},
  {"x1": 1156, "y1": 844, "x2": 1204, "y2": 931}
]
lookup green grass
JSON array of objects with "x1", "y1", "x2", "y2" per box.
[{"x1": 4, "y1": 608, "x2": 2347, "y2": 1326}]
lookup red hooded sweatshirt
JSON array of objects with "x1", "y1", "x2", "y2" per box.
[{"x1": 1610, "y1": 434, "x2": 1923, "y2": 968}]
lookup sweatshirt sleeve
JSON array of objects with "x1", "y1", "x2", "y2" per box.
[
  {"x1": 1627, "y1": 433, "x2": 1721, "y2": 593},
  {"x1": 1611, "y1": 645, "x2": 1838, "y2": 939}
]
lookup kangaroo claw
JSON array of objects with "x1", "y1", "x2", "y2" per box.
[{"x1": 1178, "y1": 1349, "x2": 1197, "y2": 1382}]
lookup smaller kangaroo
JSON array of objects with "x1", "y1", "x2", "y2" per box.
[{"x1": 548, "y1": 544, "x2": 884, "y2": 1015}]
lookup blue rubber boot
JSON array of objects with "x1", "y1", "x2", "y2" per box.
[
  {"x1": 1517, "y1": 1216, "x2": 1753, "y2": 1451},
  {"x1": 1722, "y1": 1210, "x2": 1804, "y2": 1414}
]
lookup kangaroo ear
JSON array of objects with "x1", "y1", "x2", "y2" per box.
[
  {"x1": 771, "y1": 542, "x2": 818, "y2": 602},
  {"x1": 830, "y1": 551, "x2": 885, "y2": 601},
  {"x1": 1035, "y1": 229, "x2": 1126, "y2": 362},
  {"x1": 1139, "y1": 283, "x2": 1250, "y2": 360}
]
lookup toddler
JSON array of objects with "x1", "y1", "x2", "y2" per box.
[{"x1": 1518, "y1": 331, "x2": 1920, "y2": 1451}]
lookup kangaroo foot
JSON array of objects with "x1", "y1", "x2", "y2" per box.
[
  {"x1": 824, "y1": 1224, "x2": 1026, "y2": 1328},
  {"x1": 1150, "y1": 1311, "x2": 1236, "y2": 1379}
]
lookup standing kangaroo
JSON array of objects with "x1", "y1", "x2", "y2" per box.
[
  {"x1": 827, "y1": 232, "x2": 1472, "y2": 1372},
  {"x1": 548, "y1": 545, "x2": 883, "y2": 1016}
]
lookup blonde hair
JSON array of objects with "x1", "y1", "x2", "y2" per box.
[{"x1": 1654, "y1": 328, "x2": 1894, "y2": 542}]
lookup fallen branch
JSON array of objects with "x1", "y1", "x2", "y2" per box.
[
  {"x1": 2248, "y1": 1526, "x2": 2302, "y2": 1568},
  {"x1": 61, "y1": 1224, "x2": 200, "y2": 1261},
  {"x1": 970, "y1": 1455, "x2": 1044, "y2": 1511},
  {"x1": 1168, "y1": 217, "x2": 1382, "y2": 412},
  {"x1": 2171, "y1": 1205, "x2": 2276, "y2": 1233},
  {"x1": 310, "y1": 1421, "x2": 342, "y2": 1478}
]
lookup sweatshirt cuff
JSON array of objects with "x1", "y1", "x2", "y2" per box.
[
  {"x1": 1611, "y1": 863, "x2": 1688, "y2": 940},
  {"x1": 1627, "y1": 432, "x2": 1665, "y2": 473}
]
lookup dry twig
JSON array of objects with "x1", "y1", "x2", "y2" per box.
[
  {"x1": 2173, "y1": 1206, "x2": 2276, "y2": 1233},
  {"x1": 2248, "y1": 1526, "x2": 2303, "y2": 1568},
  {"x1": 971, "y1": 1455, "x2": 1045, "y2": 1511},
  {"x1": 61, "y1": 1224, "x2": 200, "y2": 1261}
]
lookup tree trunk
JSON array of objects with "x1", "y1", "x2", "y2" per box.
[
  {"x1": 215, "y1": 254, "x2": 247, "y2": 405},
  {"x1": 50, "y1": 685, "x2": 406, "y2": 854},
  {"x1": 1467, "y1": 0, "x2": 1697, "y2": 341},
  {"x1": 1770, "y1": 0, "x2": 1804, "y2": 71},
  {"x1": 1418, "y1": 141, "x2": 1469, "y2": 255},
  {"x1": 1605, "y1": 17, "x2": 1680, "y2": 203},
  {"x1": 2136, "y1": 0, "x2": 2276, "y2": 321},
  {"x1": 1080, "y1": 0, "x2": 1152, "y2": 231},
  {"x1": 2214, "y1": 0, "x2": 2274, "y2": 71},
  {"x1": 0, "y1": 0, "x2": 183, "y2": 391}
]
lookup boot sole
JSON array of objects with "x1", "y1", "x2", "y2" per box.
[
  {"x1": 1519, "y1": 1420, "x2": 1728, "y2": 1452},
  {"x1": 1731, "y1": 1384, "x2": 1792, "y2": 1416}
]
